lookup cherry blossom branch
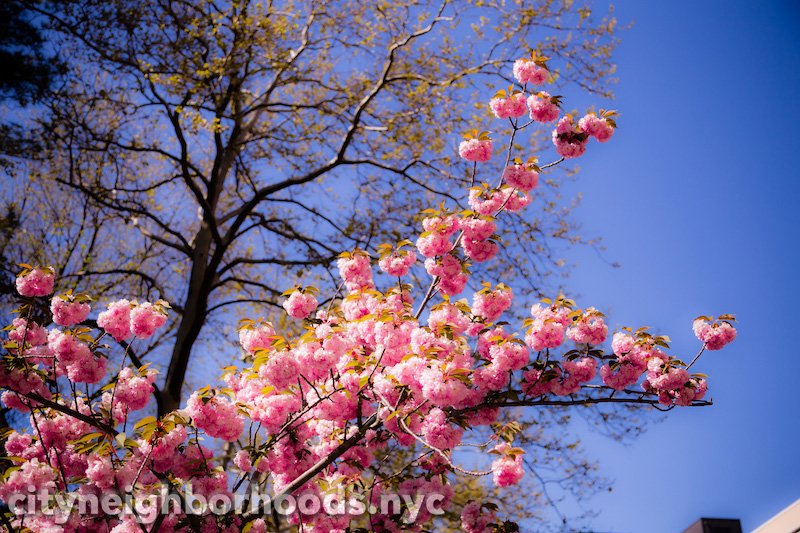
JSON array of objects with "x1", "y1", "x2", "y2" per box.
[
  {"x1": 20, "y1": 391, "x2": 118, "y2": 435},
  {"x1": 458, "y1": 390, "x2": 712, "y2": 414},
  {"x1": 374, "y1": 390, "x2": 491, "y2": 478},
  {"x1": 254, "y1": 413, "x2": 382, "y2": 515},
  {"x1": 686, "y1": 345, "x2": 707, "y2": 371}
]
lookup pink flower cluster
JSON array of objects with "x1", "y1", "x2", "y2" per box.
[
  {"x1": 378, "y1": 244, "x2": 417, "y2": 277},
  {"x1": 503, "y1": 162, "x2": 539, "y2": 191},
  {"x1": 552, "y1": 115, "x2": 590, "y2": 158},
  {"x1": 522, "y1": 357, "x2": 597, "y2": 397},
  {"x1": 424, "y1": 254, "x2": 468, "y2": 296},
  {"x1": 472, "y1": 284, "x2": 513, "y2": 323},
  {"x1": 131, "y1": 301, "x2": 169, "y2": 338},
  {"x1": 238, "y1": 319, "x2": 276, "y2": 353},
  {"x1": 552, "y1": 113, "x2": 616, "y2": 158},
  {"x1": 474, "y1": 328, "x2": 529, "y2": 392},
  {"x1": 579, "y1": 112, "x2": 615, "y2": 142},
  {"x1": 491, "y1": 443, "x2": 524, "y2": 487},
  {"x1": 47, "y1": 329, "x2": 107, "y2": 384},
  {"x1": 693, "y1": 317, "x2": 737, "y2": 350},
  {"x1": 186, "y1": 391, "x2": 245, "y2": 442},
  {"x1": 468, "y1": 185, "x2": 530, "y2": 217},
  {"x1": 599, "y1": 333, "x2": 649, "y2": 390},
  {"x1": 416, "y1": 215, "x2": 460, "y2": 258},
  {"x1": 527, "y1": 91, "x2": 561, "y2": 123},
  {"x1": 97, "y1": 299, "x2": 168, "y2": 341},
  {"x1": 50, "y1": 294, "x2": 91, "y2": 327},
  {"x1": 113, "y1": 367, "x2": 157, "y2": 412},
  {"x1": 566, "y1": 307, "x2": 608, "y2": 345},
  {"x1": 0, "y1": 247, "x2": 735, "y2": 531},
  {"x1": 489, "y1": 92, "x2": 528, "y2": 119},
  {"x1": 643, "y1": 356, "x2": 708, "y2": 407},
  {"x1": 459, "y1": 214, "x2": 503, "y2": 263},
  {"x1": 15, "y1": 267, "x2": 55, "y2": 297},
  {"x1": 337, "y1": 250, "x2": 375, "y2": 292},
  {"x1": 8, "y1": 317, "x2": 48, "y2": 347},
  {"x1": 525, "y1": 302, "x2": 571, "y2": 351},
  {"x1": 513, "y1": 57, "x2": 549, "y2": 85},
  {"x1": 458, "y1": 137, "x2": 493, "y2": 162},
  {"x1": 283, "y1": 289, "x2": 318, "y2": 319},
  {"x1": 461, "y1": 501, "x2": 498, "y2": 533}
]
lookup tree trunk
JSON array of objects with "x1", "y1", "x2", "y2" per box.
[{"x1": 160, "y1": 223, "x2": 214, "y2": 415}]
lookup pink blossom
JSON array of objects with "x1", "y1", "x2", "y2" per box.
[
  {"x1": 552, "y1": 115, "x2": 589, "y2": 159},
  {"x1": 258, "y1": 350, "x2": 299, "y2": 390},
  {"x1": 483, "y1": 336, "x2": 529, "y2": 372},
  {"x1": 0, "y1": 366, "x2": 51, "y2": 412},
  {"x1": 461, "y1": 501, "x2": 496, "y2": 533},
  {"x1": 97, "y1": 299, "x2": 132, "y2": 341},
  {"x1": 468, "y1": 187, "x2": 505, "y2": 216},
  {"x1": 527, "y1": 91, "x2": 560, "y2": 122},
  {"x1": 600, "y1": 345, "x2": 653, "y2": 390},
  {"x1": 86, "y1": 454, "x2": 115, "y2": 490},
  {"x1": 114, "y1": 367, "x2": 157, "y2": 411},
  {"x1": 130, "y1": 301, "x2": 168, "y2": 339},
  {"x1": 566, "y1": 307, "x2": 608, "y2": 345},
  {"x1": 428, "y1": 303, "x2": 471, "y2": 335},
  {"x1": 468, "y1": 186, "x2": 530, "y2": 216},
  {"x1": 67, "y1": 355, "x2": 107, "y2": 383},
  {"x1": 186, "y1": 392, "x2": 244, "y2": 442},
  {"x1": 474, "y1": 363, "x2": 510, "y2": 392},
  {"x1": 379, "y1": 249, "x2": 416, "y2": 277},
  {"x1": 462, "y1": 238, "x2": 499, "y2": 263},
  {"x1": 0, "y1": 458, "x2": 57, "y2": 504},
  {"x1": 647, "y1": 364, "x2": 689, "y2": 392},
  {"x1": 247, "y1": 393, "x2": 300, "y2": 434},
  {"x1": 504, "y1": 189, "x2": 531, "y2": 212},
  {"x1": 239, "y1": 320, "x2": 277, "y2": 353},
  {"x1": 461, "y1": 217, "x2": 496, "y2": 242},
  {"x1": 110, "y1": 518, "x2": 141, "y2": 533},
  {"x1": 579, "y1": 113, "x2": 615, "y2": 142},
  {"x1": 417, "y1": 215, "x2": 459, "y2": 258},
  {"x1": 489, "y1": 93, "x2": 528, "y2": 119},
  {"x1": 472, "y1": 285, "x2": 513, "y2": 323},
  {"x1": 7, "y1": 317, "x2": 48, "y2": 347},
  {"x1": 234, "y1": 450, "x2": 253, "y2": 472},
  {"x1": 50, "y1": 295, "x2": 91, "y2": 327},
  {"x1": 419, "y1": 364, "x2": 471, "y2": 407},
  {"x1": 15, "y1": 267, "x2": 55, "y2": 298},
  {"x1": 611, "y1": 331, "x2": 635, "y2": 356},
  {"x1": 458, "y1": 138, "x2": 493, "y2": 162},
  {"x1": 525, "y1": 304, "x2": 570, "y2": 351},
  {"x1": 337, "y1": 251, "x2": 374, "y2": 292},
  {"x1": 513, "y1": 58, "x2": 548, "y2": 85},
  {"x1": 47, "y1": 329, "x2": 91, "y2": 367},
  {"x1": 550, "y1": 357, "x2": 597, "y2": 396},
  {"x1": 425, "y1": 255, "x2": 468, "y2": 296},
  {"x1": 283, "y1": 290, "x2": 318, "y2": 319},
  {"x1": 522, "y1": 366, "x2": 553, "y2": 397},
  {"x1": 693, "y1": 318, "x2": 737, "y2": 350},
  {"x1": 147, "y1": 425, "x2": 187, "y2": 464},
  {"x1": 4, "y1": 432, "x2": 39, "y2": 460},
  {"x1": 248, "y1": 519, "x2": 268, "y2": 533},
  {"x1": 416, "y1": 232, "x2": 453, "y2": 258},
  {"x1": 420, "y1": 408, "x2": 463, "y2": 450},
  {"x1": 503, "y1": 164, "x2": 539, "y2": 191},
  {"x1": 491, "y1": 443, "x2": 524, "y2": 487}
]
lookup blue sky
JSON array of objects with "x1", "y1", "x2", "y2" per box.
[{"x1": 554, "y1": 1, "x2": 800, "y2": 531}]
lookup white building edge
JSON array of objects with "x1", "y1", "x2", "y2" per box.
[{"x1": 753, "y1": 498, "x2": 800, "y2": 533}]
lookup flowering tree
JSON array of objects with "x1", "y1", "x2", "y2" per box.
[
  {"x1": 2, "y1": 0, "x2": 620, "y2": 417},
  {"x1": 0, "y1": 53, "x2": 736, "y2": 533}
]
